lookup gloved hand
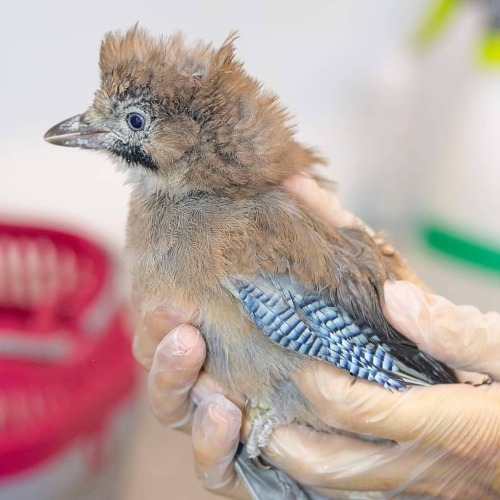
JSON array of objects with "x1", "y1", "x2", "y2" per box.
[
  {"x1": 263, "y1": 280, "x2": 500, "y2": 498},
  {"x1": 135, "y1": 314, "x2": 249, "y2": 498},
  {"x1": 136, "y1": 176, "x2": 500, "y2": 498},
  {"x1": 141, "y1": 279, "x2": 500, "y2": 499}
]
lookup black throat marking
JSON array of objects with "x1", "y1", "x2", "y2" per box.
[{"x1": 111, "y1": 141, "x2": 158, "y2": 172}]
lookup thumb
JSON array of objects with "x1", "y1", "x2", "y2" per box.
[{"x1": 383, "y1": 281, "x2": 500, "y2": 380}]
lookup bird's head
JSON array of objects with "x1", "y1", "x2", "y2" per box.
[{"x1": 45, "y1": 26, "x2": 324, "y2": 197}]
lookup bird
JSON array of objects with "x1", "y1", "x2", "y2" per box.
[{"x1": 45, "y1": 26, "x2": 456, "y2": 469}]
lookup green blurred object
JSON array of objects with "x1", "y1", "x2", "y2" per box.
[
  {"x1": 421, "y1": 220, "x2": 500, "y2": 275},
  {"x1": 478, "y1": 31, "x2": 500, "y2": 65},
  {"x1": 414, "y1": 0, "x2": 463, "y2": 49}
]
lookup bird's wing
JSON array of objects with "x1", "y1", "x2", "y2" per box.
[{"x1": 228, "y1": 273, "x2": 438, "y2": 391}]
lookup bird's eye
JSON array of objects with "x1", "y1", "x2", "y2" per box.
[{"x1": 126, "y1": 112, "x2": 145, "y2": 131}]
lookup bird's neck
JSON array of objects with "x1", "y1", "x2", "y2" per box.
[
  {"x1": 126, "y1": 168, "x2": 205, "y2": 202},
  {"x1": 129, "y1": 168, "x2": 274, "y2": 203}
]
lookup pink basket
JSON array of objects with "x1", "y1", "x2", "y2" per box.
[{"x1": 0, "y1": 222, "x2": 137, "y2": 479}]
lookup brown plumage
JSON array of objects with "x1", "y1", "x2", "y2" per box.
[
  {"x1": 92, "y1": 27, "x2": 324, "y2": 198},
  {"x1": 45, "y1": 26, "x2": 456, "y2": 462}
]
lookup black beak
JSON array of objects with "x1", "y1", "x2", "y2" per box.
[{"x1": 44, "y1": 114, "x2": 109, "y2": 150}]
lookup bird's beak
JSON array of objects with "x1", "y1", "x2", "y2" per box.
[{"x1": 44, "y1": 114, "x2": 109, "y2": 150}]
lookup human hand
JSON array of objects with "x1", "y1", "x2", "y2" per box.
[
  {"x1": 133, "y1": 306, "x2": 248, "y2": 498},
  {"x1": 138, "y1": 175, "x2": 490, "y2": 498},
  {"x1": 265, "y1": 280, "x2": 500, "y2": 498}
]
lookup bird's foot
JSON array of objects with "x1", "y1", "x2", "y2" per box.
[{"x1": 245, "y1": 402, "x2": 280, "y2": 460}]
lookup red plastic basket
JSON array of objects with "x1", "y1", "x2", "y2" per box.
[{"x1": 0, "y1": 222, "x2": 137, "y2": 478}]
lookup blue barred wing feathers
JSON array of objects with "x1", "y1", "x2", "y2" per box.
[{"x1": 230, "y1": 274, "x2": 448, "y2": 390}]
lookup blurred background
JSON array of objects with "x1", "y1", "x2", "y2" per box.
[{"x1": 0, "y1": 0, "x2": 499, "y2": 498}]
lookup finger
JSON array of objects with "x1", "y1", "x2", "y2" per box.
[
  {"x1": 148, "y1": 325, "x2": 206, "y2": 427},
  {"x1": 384, "y1": 281, "x2": 500, "y2": 379},
  {"x1": 266, "y1": 424, "x2": 488, "y2": 497},
  {"x1": 133, "y1": 305, "x2": 195, "y2": 369},
  {"x1": 296, "y1": 361, "x2": 500, "y2": 458},
  {"x1": 192, "y1": 393, "x2": 249, "y2": 499},
  {"x1": 282, "y1": 175, "x2": 373, "y2": 234}
]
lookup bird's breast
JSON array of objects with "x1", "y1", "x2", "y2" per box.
[{"x1": 124, "y1": 188, "x2": 313, "y2": 399}]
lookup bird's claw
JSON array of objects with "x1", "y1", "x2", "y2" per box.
[
  {"x1": 251, "y1": 456, "x2": 271, "y2": 470},
  {"x1": 245, "y1": 404, "x2": 280, "y2": 459}
]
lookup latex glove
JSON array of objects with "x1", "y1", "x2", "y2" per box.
[
  {"x1": 143, "y1": 280, "x2": 500, "y2": 499},
  {"x1": 141, "y1": 176, "x2": 494, "y2": 498},
  {"x1": 265, "y1": 280, "x2": 500, "y2": 499},
  {"x1": 137, "y1": 313, "x2": 249, "y2": 498}
]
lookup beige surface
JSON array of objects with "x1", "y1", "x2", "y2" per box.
[{"x1": 120, "y1": 378, "x2": 213, "y2": 500}]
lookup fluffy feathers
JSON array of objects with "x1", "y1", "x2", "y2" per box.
[
  {"x1": 90, "y1": 26, "x2": 324, "y2": 198},
  {"x1": 45, "y1": 26, "x2": 457, "y2": 462}
]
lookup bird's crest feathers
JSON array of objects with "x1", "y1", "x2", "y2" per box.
[
  {"x1": 99, "y1": 25, "x2": 222, "y2": 80},
  {"x1": 90, "y1": 26, "x2": 326, "y2": 195}
]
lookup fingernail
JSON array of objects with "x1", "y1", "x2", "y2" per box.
[
  {"x1": 207, "y1": 399, "x2": 241, "y2": 433},
  {"x1": 194, "y1": 394, "x2": 241, "y2": 446},
  {"x1": 158, "y1": 325, "x2": 201, "y2": 356}
]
